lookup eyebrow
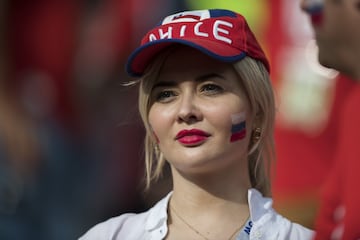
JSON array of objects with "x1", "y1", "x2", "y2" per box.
[
  {"x1": 196, "y1": 73, "x2": 225, "y2": 82},
  {"x1": 153, "y1": 73, "x2": 225, "y2": 89}
]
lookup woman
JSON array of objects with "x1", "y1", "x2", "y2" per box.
[{"x1": 80, "y1": 9, "x2": 314, "y2": 239}]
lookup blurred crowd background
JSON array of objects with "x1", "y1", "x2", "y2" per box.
[{"x1": 0, "y1": 0, "x2": 343, "y2": 239}]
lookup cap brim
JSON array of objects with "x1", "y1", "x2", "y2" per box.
[{"x1": 126, "y1": 38, "x2": 247, "y2": 77}]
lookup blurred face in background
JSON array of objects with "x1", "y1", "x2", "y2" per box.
[{"x1": 301, "y1": 0, "x2": 360, "y2": 76}]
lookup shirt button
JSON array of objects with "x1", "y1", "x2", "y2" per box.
[
  {"x1": 254, "y1": 230, "x2": 262, "y2": 239},
  {"x1": 159, "y1": 228, "x2": 166, "y2": 237}
]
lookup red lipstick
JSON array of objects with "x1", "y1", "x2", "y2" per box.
[{"x1": 175, "y1": 129, "x2": 210, "y2": 145}]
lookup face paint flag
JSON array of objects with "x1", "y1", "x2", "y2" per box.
[
  {"x1": 230, "y1": 113, "x2": 247, "y2": 142},
  {"x1": 230, "y1": 121, "x2": 246, "y2": 142},
  {"x1": 304, "y1": 0, "x2": 324, "y2": 14}
]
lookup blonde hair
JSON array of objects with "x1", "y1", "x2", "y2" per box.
[
  {"x1": 233, "y1": 58, "x2": 276, "y2": 196},
  {"x1": 135, "y1": 50, "x2": 275, "y2": 196}
]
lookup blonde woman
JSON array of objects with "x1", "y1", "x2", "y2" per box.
[{"x1": 80, "y1": 9, "x2": 314, "y2": 240}]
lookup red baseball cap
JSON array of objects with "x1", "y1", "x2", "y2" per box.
[{"x1": 126, "y1": 9, "x2": 270, "y2": 77}]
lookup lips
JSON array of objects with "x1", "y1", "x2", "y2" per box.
[{"x1": 175, "y1": 129, "x2": 210, "y2": 145}]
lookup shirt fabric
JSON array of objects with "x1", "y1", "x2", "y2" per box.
[
  {"x1": 314, "y1": 77, "x2": 360, "y2": 240},
  {"x1": 79, "y1": 188, "x2": 314, "y2": 240}
]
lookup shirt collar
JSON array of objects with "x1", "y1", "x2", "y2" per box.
[
  {"x1": 144, "y1": 188, "x2": 271, "y2": 231},
  {"x1": 145, "y1": 191, "x2": 172, "y2": 231},
  {"x1": 247, "y1": 188, "x2": 273, "y2": 222}
]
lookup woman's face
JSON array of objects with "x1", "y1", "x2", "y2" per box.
[{"x1": 148, "y1": 47, "x2": 253, "y2": 174}]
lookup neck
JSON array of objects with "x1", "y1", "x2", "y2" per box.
[
  {"x1": 166, "y1": 157, "x2": 253, "y2": 240},
  {"x1": 168, "y1": 167, "x2": 250, "y2": 240},
  {"x1": 349, "y1": 66, "x2": 360, "y2": 81},
  {"x1": 171, "y1": 163, "x2": 251, "y2": 204},
  {"x1": 170, "y1": 165, "x2": 251, "y2": 220},
  {"x1": 337, "y1": 47, "x2": 360, "y2": 81},
  {"x1": 340, "y1": 60, "x2": 360, "y2": 81}
]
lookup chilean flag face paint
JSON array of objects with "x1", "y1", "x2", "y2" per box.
[{"x1": 230, "y1": 113, "x2": 247, "y2": 142}]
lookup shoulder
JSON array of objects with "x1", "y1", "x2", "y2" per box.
[
  {"x1": 78, "y1": 192, "x2": 172, "y2": 240},
  {"x1": 78, "y1": 212, "x2": 146, "y2": 240},
  {"x1": 247, "y1": 189, "x2": 314, "y2": 240}
]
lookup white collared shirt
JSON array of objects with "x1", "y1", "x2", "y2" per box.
[{"x1": 79, "y1": 189, "x2": 314, "y2": 240}]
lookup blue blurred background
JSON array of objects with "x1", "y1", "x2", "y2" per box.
[{"x1": 0, "y1": 0, "x2": 340, "y2": 239}]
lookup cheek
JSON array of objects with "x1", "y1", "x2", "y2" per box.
[{"x1": 148, "y1": 106, "x2": 172, "y2": 143}]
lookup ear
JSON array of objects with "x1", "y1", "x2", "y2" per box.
[{"x1": 253, "y1": 112, "x2": 262, "y2": 129}]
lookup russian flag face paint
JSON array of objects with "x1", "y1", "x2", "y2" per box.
[
  {"x1": 230, "y1": 113, "x2": 247, "y2": 142},
  {"x1": 303, "y1": 0, "x2": 324, "y2": 26},
  {"x1": 305, "y1": 0, "x2": 324, "y2": 14}
]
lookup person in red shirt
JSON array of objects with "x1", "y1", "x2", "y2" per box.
[{"x1": 300, "y1": 0, "x2": 360, "y2": 239}]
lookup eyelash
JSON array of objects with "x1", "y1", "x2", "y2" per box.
[
  {"x1": 200, "y1": 83, "x2": 223, "y2": 94},
  {"x1": 155, "y1": 90, "x2": 177, "y2": 102}
]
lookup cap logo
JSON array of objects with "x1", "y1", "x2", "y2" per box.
[
  {"x1": 162, "y1": 10, "x2": 211, "y2": 24},
  {"x1": 172, "y1": 14, "x2": 201, "y2": 21},
  {"x1": 126, "y1": 9, "x2": 271, "y2": 76},
  {"x1": 148, "y1": 20, "x2": 234, "y2": 45}
]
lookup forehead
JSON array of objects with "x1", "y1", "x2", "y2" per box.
[{"x1": 158, "y1": 46, "x2": 235, "y2": 78}]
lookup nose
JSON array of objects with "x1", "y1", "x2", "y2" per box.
[{"x1": 177, "y1": 93, "x2": 203, "y2": 124}]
